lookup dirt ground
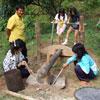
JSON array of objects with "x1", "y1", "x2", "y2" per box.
[{"x1": 0, "y1": 44, "x2": 100, "y2": 100}]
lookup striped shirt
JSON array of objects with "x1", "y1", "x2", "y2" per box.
[{"x1": 3, "y1": 50, "x2": 24, "y2": 72}]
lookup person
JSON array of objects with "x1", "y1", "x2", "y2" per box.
[
  {"x1": 62, "y1": 7, "x2": 84, "y2": 45},
  {"x1": 54, "y1": 8, "x2": 68, "y2": 44},
  {"x1": 6, "y1": 5, "x2": 28, "y2": 62},
  {"x1": 62, "y1": 43, "x2": 98, "y2": 86},
  {"x1": 3, "y1": 39, "x2": 33, "y2": 79}
]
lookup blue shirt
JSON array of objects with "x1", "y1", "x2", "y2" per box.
[{"x1": 66, "y1": 54, "x2": 98, "y2": 75}]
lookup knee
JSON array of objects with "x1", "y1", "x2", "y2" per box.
[{"x1": 21, "y1": 61, "x2": 27, "y2": 65}]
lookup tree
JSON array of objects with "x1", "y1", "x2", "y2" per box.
[
  {"x1": 1, "y1": 0, "x2": 100, "y2": 19},
  {"x1": 1, "y1": 0, "x2": 64, "y2": 19}
]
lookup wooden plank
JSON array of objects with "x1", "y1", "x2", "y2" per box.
[{"x1": 4, "y1": 90, "x2": 36, "y2": 100}]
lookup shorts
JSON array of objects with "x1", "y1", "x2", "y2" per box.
[{"x1": 71, "y1": 24, "x2": 79, "y2": 30}]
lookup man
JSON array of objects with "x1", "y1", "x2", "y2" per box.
[{"x1": 6, "y1": 5, "x2": 28, "y2": 62}]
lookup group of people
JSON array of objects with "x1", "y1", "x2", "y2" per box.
[
  {"x1": 3, "y1": 5, "x2": 33, "y2": 81},
  {"x1": 54, "y1": 7, "x2": 85, "y2": 45},
  {"x1": 3, "y1": 4, "x2": 99, "y2": 87},
  {"x1": 54, "y1": 7, "x2": 99, "y2": 86}
]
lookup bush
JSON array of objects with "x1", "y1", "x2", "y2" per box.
[
  {"x1": 24, "y1": 15, "x2": 35, "y2": 41},
  {"x1": 0, "y1": 17, "x2": 7, "y2": 31},
  {"x1": 96, "y1": 23, "x2": 100, "y2": 29}
]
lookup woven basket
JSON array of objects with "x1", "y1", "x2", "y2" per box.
[{"x1": 4, "y1": 69, "x2": 25, "y2": 92}]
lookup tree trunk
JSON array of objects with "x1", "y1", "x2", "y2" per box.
[
  {"x1": 79, "y1": 15, "x2": 85, "y2": 44},
  {"x1": 36, "y1": 49, "x2": 62, "y2": 82}
]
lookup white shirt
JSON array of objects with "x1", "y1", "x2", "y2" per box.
[{"x1": 54, "y1": 13, "x2": 68, "y2": 23}]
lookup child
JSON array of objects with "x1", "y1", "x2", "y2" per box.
[
  {"x1": 54, "y1": 8, "x2": 68, "y2": 44},
  {"x1": 3, "y1": 39, "x2": 33, "y2": 79},
  {"x1": 62, "y1": 7, "x2": 84, "y2": 45},
  {"x1": 63, "y1": 43, "x2": 98, "y2": 86}
]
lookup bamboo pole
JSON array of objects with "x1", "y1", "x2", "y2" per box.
[{"x1": 4, "y1": 90, "x2": 36, "y2": 100}]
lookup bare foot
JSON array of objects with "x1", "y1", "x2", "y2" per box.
[{"x1": 80, "y1": 81, "x2": 91, "y2": 87}]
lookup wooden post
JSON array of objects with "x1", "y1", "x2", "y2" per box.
[
  {"x1": 51, "y1": 21, "x2": 55, "y2": 45},
  {"x1": 79, "y1": 15, "x2": 85, "y2": 44},
  {"x1": 35, "y1": 22, "x2": 41, "y2": 62}
]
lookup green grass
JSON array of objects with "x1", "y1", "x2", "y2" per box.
[
  {"x1": 85, "y1": 18, "x2": 100, "y2": 56},
  {"x1": 0, "y1": 32, "x2": 9, "y2": 75}
]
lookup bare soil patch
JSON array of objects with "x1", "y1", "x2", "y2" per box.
[{"x1": 0, "y1": 44, "x2": 100, "y2": 100}]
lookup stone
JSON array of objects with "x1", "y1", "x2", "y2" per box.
[{"x1": 26, "y1": 73, "x2": 65, "y2": 88}]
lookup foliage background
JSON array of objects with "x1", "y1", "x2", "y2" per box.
[{"x1": 0, "y1": 0, "x2": 100, "y2": 74}]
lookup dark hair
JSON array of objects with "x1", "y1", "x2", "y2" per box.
[
  {"x1": 72, "y1": 43, "x2": 88, "y2": 60},
  {"x1": 58, "y1": 8, "x2": 65, "y2": 20},
  {"x1": 16, "y1": 5, "x2": 25, "y2": 11},
  {"x1": 10, "y1": 40, "x2": 21, "y2": 55},
  {"x1": 68, "y1": 6, "x2": 79, "y2": 16}
]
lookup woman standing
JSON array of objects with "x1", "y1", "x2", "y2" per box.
[
  {"x1": 54, "y1": 8, "x2": 68, "y2": 44},
  {"x1": 62, "y1": 7, "x2": 84, "y2": 45}
]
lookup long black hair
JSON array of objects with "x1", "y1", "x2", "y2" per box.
[
  {"x1": 68, "y1": 6, "x2": 79, "y2": 16},
  {"x1": 58, "y1": 8, "x2": 65, "y2": 20},
  {"x1": 72, "y1": 43, "x2": 88, "y2": 60},
  {"x1": 10, "y1": 40, "x2": 20, "y2": 55}
]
